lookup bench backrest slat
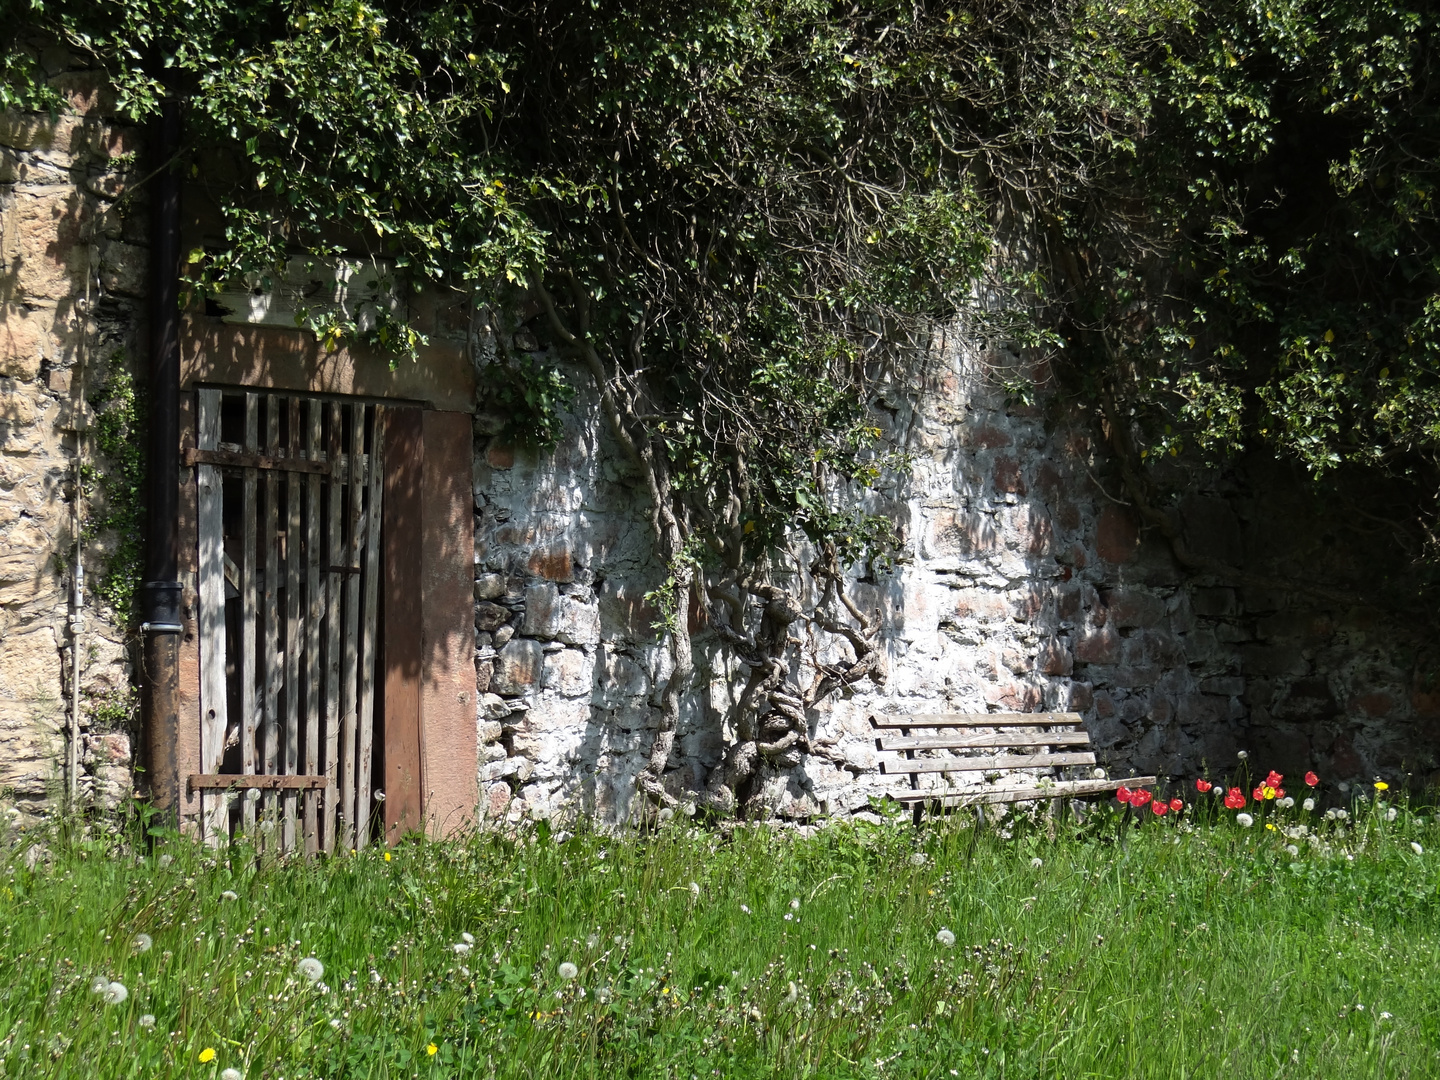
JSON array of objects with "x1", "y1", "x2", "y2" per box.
[
  {"x1": 868, "y1": 711, "x2": 1082, "y2": 729},
  {"x1": 882, "y1": 751, "x2": 1097, "y2": 775},
  {"x1": 878, "y1": 730, "x2": 1091, "y2": 752}
]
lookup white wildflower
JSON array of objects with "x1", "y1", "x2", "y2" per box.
[
  {"x1": 131, "y1": 933, "x2": 153, "y2": 953},
  {"x1": 370, "y1": 970, "x2": 382, "y2": 985},
  {"x1": 221, "y1": 1069, "x2": 244, "y2": 1080},
  {"x1": 789, "y1": 898, "x2": 800, "y2": 910},
  {"x1": 461, "y1": 932, "x2": 475, "y2": 945},
  {"x1": 910, "y1": 852, "x2": 927, "y2": 866},
  {"x1": 558, "y1": 961, "x2": 579, "y2": 980},
  {"x1": 739, "y1": 904, "x2": 751, "y2": 915},
  {"x1": 936, "y1": 928, "x2": 956, "y2": 948},
  {"x1": 1237, "y1": 750, "x2": 1248, "y2": 760},
  {"x1": 689, "y1": 881, "x2": 701, "y2": 899},
  {"x1": 138, "y1": 1014, "x2": 156, "y2": 1029},
  {"x1": 1303, "y1": 798, "x2": 1315, "y2": 812},
  {"x1": 1412, "y1": 842, "x2": 1424, "y2": 856},
  {"x1": 1380, "y1": 1012, "x2": 1393, "y2": 1020},
  {"x1": 297, "y1": 957, "x2": 325, "y2": 983},
  {"x1": 1030, "y1": 857, "x2": 1043, "y2": 869},
  {"x1": 453, "y1": 943, "x2": 472, "y2": 956},
  {"x1": 1236, "y1": 813, "x2": 1254, "y2": 828},
  {"x1": 221, "y1": 890, "x2": 239, "y2": 902},
  {"x1": 102, "y1": 981, "x2": 128, "y2": 1005},
  {"x1": 330, "y1": 1018, "x2": 342, "y2": 1030}
]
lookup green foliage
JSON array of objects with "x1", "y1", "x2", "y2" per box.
[
  {"x1": 2, "y1": 802, "x2": 1438, "y2": 1078},
  {"x1": 7, "y1": 0, "x2": 1440, "y2": 562},
  {"x1": 480, "y1": 357, "x2": 577, "y2": 449},
  {"x1": 82, "y1": 362, "x2": 144, "y2": 621}
]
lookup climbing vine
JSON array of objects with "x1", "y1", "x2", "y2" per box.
[{"x1": 82, "y1": 362, "x2": 145, "y2": 621}]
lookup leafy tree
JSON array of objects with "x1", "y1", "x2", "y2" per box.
[{"x1": 7, "y1": 0, "x2": 1437, "y2": 811}]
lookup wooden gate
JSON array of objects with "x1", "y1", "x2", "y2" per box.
[{"x1": 188, "y1": 389, "x2": 386, "y2": 854}]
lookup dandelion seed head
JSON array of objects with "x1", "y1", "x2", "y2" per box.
[
  {"x1": 221, "y1": 890, "x2": 239, "y2": 902},
  {"x1": 910, "y1": 852, "x2": 927, "y2": 866},
  {"x1": 1279, "y1": 797, "x2": 1295, "y2": 809},
  {"x1": 784, "y1": 981, "x2": 798, "y2": 1004},
  {"x1": 595, "y1": 987, "x2": 612, "y2": 1003},
  {"x1": 1030, "y1": 857, "x2": 1044, "y2": 869},
  {"x1": 1412, "y1": 842, "x2": 1425, "y2": 855},
  {"x1": 1285, "y1": 845, "x2": 1299, "y2": 857},
  {"x1": 739, "y1": 904, "x2": 751, "y2": 914},
  {"x1": 789, "y1": 898, "x2": 800, "y2": 910},
  {"x1": 297, "y1": 957, "x2": 325, "y2": 983},
  {"x1": 1237, "y1": 750, "x2": 1248, "y2": 760},
  {"x1": 1386, "y1": 807, "x2": 1398, "y2": 821},
  {"x1": 330, "y1": 1018, "x2": 342, "y2": 1030},
  {"x1": 1303, "y1": 798, "x2": 1315, "y2": 812},
  {"x1": 131, "y1": 933, "x2": 153, "y2": 953},
  {"x1": 586, "y1": 934, "x2": 599, "y2": 948},
  {"x1": 1380, "y1": 1012, "x2": 1393, "y2": 1020},
  {"x1": 1236, "y1": 812, "x2": 1254, "y2": 827},
  {"x1": 688, "y1": 881, "x2": 700, "y2": 898},
  {"x1": 102, "y1": 981, "x2": 127, "y2": 1005},
  {"x1": 461, "y1": 932, "x2": 474, "y2": 945},
  {"x1": 936, "y1": 928, "x2": 956, "y2": 947},
  {"x1": 558, "y1": 961, "x2": 579, "y2": 980},
  {"x1": 221, "y1": 1069, "x2": 244, "y2": 1080},
  {"x1": 90, "y1": 976, "x2": 110, "y2": 995},
  {"x1": 453, "y1": 943, "x2": 472, "y2": 956}
]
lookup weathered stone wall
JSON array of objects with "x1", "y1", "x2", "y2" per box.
[
  {"x1": 4, "y1": 55, "x2": 1434, "y2": 830},
  {"x1": 471, "y1": 334, "x2": 1438, "y2": 825},
  {"x1": 1, "y1": 52, "x2": 143, "y2": 824}
]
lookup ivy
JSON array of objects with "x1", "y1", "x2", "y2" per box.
[{"x1": 83, "y1": 362, "x2": 145, "y2": 621}]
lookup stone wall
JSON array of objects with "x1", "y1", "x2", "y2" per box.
[
  {"x1": 471, "y1": 335, "x2": 1438, "y2": 825},
  {"x1": 1, "y1": 53, "x2": 142, "y2": 824},
  {"x1": 3, "y1": 55, "x2": 1434, "y2": 831}
]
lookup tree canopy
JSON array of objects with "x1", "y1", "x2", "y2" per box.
[{"x1": 7, "y1": 0, "x2": 1438, "y2": 807}]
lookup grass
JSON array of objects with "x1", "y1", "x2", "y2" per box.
[{"x1": 1, "y1": 792, "x2": 1437, "y2": 1079}]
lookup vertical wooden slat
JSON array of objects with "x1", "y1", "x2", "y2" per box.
[
  {"x1": 282, "y1": 397, "x2": 303, "y2": 852},
  {"x1": 383, "y1": 407, "x2": 424, "y2": 844},
  {"x1": 196, "y1": 389, "x2": 228, "y2": 843},
  {"x1": 303, "y1": 401, "x2": 323, "y2": 855},
  {"x1": 241, "y1": 394, "x2": 259, "y2": 833},
  {"x1": 262, "y1": 395, "x2": 282, "y2": 840},
  {"x1": 338, "y1": 403, "x2": 365, "y2": 851},
  {"x1": 322, "y1": 402, "x2": 344, "y2": 854},
  {"x1": 355, "y1": 406, "x2": 385, "y2": 848}
]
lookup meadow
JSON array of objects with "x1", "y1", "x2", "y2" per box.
[{"x1": 1, "y1": 779, "x2": 1437, "y2": 1079}]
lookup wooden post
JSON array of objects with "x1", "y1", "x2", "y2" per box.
[
  {"x1": 282, "y1": 397, "x2": 303, "y2": 851},
  {"x1": 303, "y1": 400, "x2": 323, "y2": 855},
  {"x1": 195, "y1": 388, "x2": 228, "y2": 843},
  {"x1": 322, "y1": 402, "x2": 343, "y2": 854},
  {"x1": 241, "y1": 393, "x2": 259, "y2": 833},
  {"x1": 355, "y1": 406, "x2": 384, "y2": 848}
]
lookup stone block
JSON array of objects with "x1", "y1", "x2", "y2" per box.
[
  {"x1": 556, "y1": 596, "x2": 600, "y2": 646},
  {"x1": 491, "y1": 640, "x2": 542, "y2": 695},
  {"x1": 520, "y1": 582, "x2": 560, "y2": 637},
  {"x1": 1190, "y1": 586, "x2": 1237, "y2": 618},
  {"x1": 1037, "y1": 637, "x2": 1073, "y2": 676},
  {"x1": 527, "y1": 542, "x2": 573, "y2": 582},
  {"x1": 478, "y1": 692, "x2": 512, "y2": 720},
  {"x1": 474, "y1": 659, "x2": 492, "y2": 694},
  {"x1": 474, "y1": 600, "x2": 510, "y2": 632},
  {"x1": 478, "y1": 719, "x2": 504, "y2": 743},
  {"x1": 7, "y1": 188, "x2": 84, "y2": 300},
  {"x1": 992, "y1": 456, "x2": 1027, "y2": 494},
  {"x1": 1103, "y1": 588, "x2": 1165, "y2": 629},
  {"x1": 1095, "y1": 505, "x2": 1140, "y2": 565},
  {"x1": 542, "y1": 648, "x2": 592, "y2": 697},
  {"x1": 98, "y1": 240, "x2": 146, "y2": 297},
  {"x1": 1240, "y1": 644, "x2": 1307, "y2": 679},
  {"x1": 0, "y1": 308, "x2": 46, "y2": 380},
  {"x1": 1074, "y1": 624, "x2": 1121, "y2": 665},
  {"x1": 474, "y1": 572, "x2": 505, "y2": 600},
  {"x1": 1200, "y1": 676, "x2": 1245, "y2": 697}
]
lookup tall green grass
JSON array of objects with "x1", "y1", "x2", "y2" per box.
[{"x1": 1, "y1": 795, "x2": 1436, "y2": 1079}]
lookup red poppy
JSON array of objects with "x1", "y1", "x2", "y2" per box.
[
  {"x1": 1117, "y1": 786, "x2": 1132, "y2": 805},
  {"x1": 1265, "y1": 770, "x2": 1284, "y2": 788},
  {"x1": 1132, "y1": 789, "x2": 1153, "y2": 807},
  {"x1": 1169, "y1": 798, "x2": 1184, "y2": 812},
  {"x1": 1224, "y1": 787, "x2": 1245, "y2": 809},
  {"x1": 1152, "y1": 800, "x2": 1168, "y2": 815},
  {"x1": 1304, "y1": 771, "x2": 1319, "y2": 787},
  {"x1": 1274, "y1": 788, "x2": 1285, "y2": 800},
  {"x1": 1195, "y1": 779, "x2": 1212, "y2": 793},
  {"x1": 1252, "y1": 785, "x2": 1266, "y2": 802}
]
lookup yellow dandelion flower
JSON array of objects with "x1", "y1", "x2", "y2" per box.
[
  {"x1": 384, "y1": 852, "x2": 392, "y2": 862},
  {"x1": 426, "y1": 1043, "x2": 438, "y2": 1056},
  {"x1": 1375, "y1": 781, "x2": 1389, "y2": 791},
  {"x1": 199, "y1": 1048, "x2": 217, "y2": 1063},
  {"x1": 1266, "y1": 823, "x2": 1276, "y2": 831}
]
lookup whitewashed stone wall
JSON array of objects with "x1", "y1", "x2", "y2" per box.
[{"x1": 472, "y1": 335, "x2": 1440, "y2": 825}]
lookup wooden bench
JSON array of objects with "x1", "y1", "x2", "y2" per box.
[{"x1": 870, "y1": 711, "x2": 1156, "y2": 823}]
